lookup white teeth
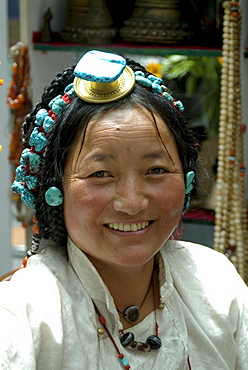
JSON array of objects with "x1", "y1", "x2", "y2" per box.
[
  {"x1": 124, "y1": 224, "x2": 130, "y2": 232},
  {"x1": 107, "y1": 221, "x2": 149, "y2": 232},
  {"x1": 131, "y1": 224, "x2": 138, "y2": 231}
]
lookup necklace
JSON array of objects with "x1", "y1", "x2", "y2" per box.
[
  {"x1": 93, "y1": 276, "x2": 163, "y2": 369},
  {"x1": 116, "y1": 276, "x2": 153, "y2": 323},
  {"x1": 94, "y1": 302, "x2": 131, "y2": 369},
  {"x1": 119, "y1": 278, "x2": 162, "y2": 351}
]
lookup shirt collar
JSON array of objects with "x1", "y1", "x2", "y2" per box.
[{"x1": 67, "y1": 238, "x2": 175, "y2": 311}]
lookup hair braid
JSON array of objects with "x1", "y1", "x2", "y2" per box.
[
  {"x1": 23, "y1": 66, "x2": 75, "y2": 247},
  {"x1": 22, "y1": 66, "x2": 76, "y2": 148}
]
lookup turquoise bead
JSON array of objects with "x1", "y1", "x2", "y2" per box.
[
  {"x1": 51, "y1": 98, "x2": 67, "y2": 114},
  {"x1": 151, "y1": 82, "x2": 162, "y2": 94},
  {"x1": 15, "y1": 166, "x2": 26, "y2": 182},
  {"x1": 64, "y1": 84, "x2": 75, "y2": 97},
  {"x1": 45, "y1": 186, "x2": 63, "y2": 206},
  {"x1": 48, "y1": 95, "x2": 62, "y2": 108},
  {"x1": 162, "y1": 92, "x2": 173, "y2": 102},
  {"x1": 21, "y1": 188, "x2": 35, "y2": 210},
  {"x1": 74, "y1": 50, "x2": 126, "y2": 83},
  {"x1": 12, "y1": 180, "x2": 25, "y2": 195},
  {"x1": 135, "y1": 75, "x2": 152, "y2": 88},
  {"x1": 148, "y1": 74, "x2": 162, "y2": 84},
  {"x1": 29, "y1": 127, "x2": 48, "y2": 152},
  {"x1": 174, "y1": 100, "x2": 185, "y2": 112},
  {"x1": 64, "y1": 83, "x2": 73, "y2": 93},
  {"x1": 29, "y1": 153, "x2": 41, "y2": 173},
  {"x1": 20, "y1": 148, "x2": 31, "y2": 165},
  {"x1": 134, "y1": 71, "x2": 145, "y2": 77},
  {"x1": 25, "y1": 175, "x2": 37, "y2": 190},
  {"x1": 43, "y1": 115, "x2": 55, "y2": 133},
  {"x1": 185, "y1": 171, "x2": 195, "y2": 194},
  {"x1": 120, "y1": 357, "x2": 129, "y2": 367},
  {"x1": 35, "y1": 109, "x2": 48, "y2": 126}
]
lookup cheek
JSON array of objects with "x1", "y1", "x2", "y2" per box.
[
  {"x1": 158, "y1": 180, "x2": 185, "y2": 216},
  {"x1": 63, "y1": 182, "x2": 109, "y2": 227}
]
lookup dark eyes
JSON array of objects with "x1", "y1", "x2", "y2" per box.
[
  {"x1": 89, "y1": 167, "x2": 168, "y2": 178},
  {"x1": 89, "y1": 171, "x2": 109, "y2": 178},
  {"x1": 147, "y1": 167, "x2": 168, "y2": 175}
]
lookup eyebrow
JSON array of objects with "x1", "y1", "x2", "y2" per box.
[
  {"x1": 88, "y1": 150, "x2": 170, "y2": 162},
  {"x1": 141, "y1": 151, "x2": 171, "y2": 160},
  {"x1": 88, "y1": 153, "x2": 116, "y2": 162}
]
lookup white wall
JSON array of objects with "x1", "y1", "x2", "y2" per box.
[{"x1": 0, "y1": 0, "x2": 12, "y2": 275}]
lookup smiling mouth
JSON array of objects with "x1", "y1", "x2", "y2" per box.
[{"x1": 106, "y1": 221, "x2": 152, "y2": 232}]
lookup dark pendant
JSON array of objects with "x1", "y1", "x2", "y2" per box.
[
  {"x1": 146, "y1": 335, "x2": 162, "y2": 350},
  {"x1": 120, "y1": 332, "x2": 135, "y2": 347},
  {"x1": 123, "y1": 305, "x2": 140, "y2": 323},
  {"x1": 132, "y1": 341, "x2": 151, "y2": 352}
]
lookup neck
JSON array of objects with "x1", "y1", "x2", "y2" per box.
[{"x1": 87, "y1": 255, "x2": 159, "y2": 329}]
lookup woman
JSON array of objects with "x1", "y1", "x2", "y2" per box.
[{"x1": 1, "y1": 50, "x2": 248, "y2": 369}]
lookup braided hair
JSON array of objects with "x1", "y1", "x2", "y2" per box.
[{"x1": 22, "y1": 58, "x2": 198, "y2": 249}]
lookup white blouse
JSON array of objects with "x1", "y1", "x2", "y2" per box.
[{"x1": 0, "y1": 239, "x2": 247, "y2": 369}]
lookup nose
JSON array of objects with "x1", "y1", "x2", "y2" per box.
[{"x1": 112, "y1": 176, "x2": 149, "y2": 215}]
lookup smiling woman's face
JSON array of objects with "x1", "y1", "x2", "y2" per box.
[{"x1": 63, "y1": 106, "x2": 185, "y2": 270}]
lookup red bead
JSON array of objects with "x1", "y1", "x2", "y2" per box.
[
  {"x1": 32, "y1": 225, "x2": 40, "y2": 234},
  {"x1": 62, "y1": 93, "x2": 70, "y2": 104},
  {"x1": 21, "y1": 256, "x2": 28, "y2": 268},
  {"x1": 231, "y1": 12, "x2": 239, "y2": 17},
  {"x1": 118, "y1": 354, "x2": 124, "y2": 359},
  {"x1": 240, "y1": 124, "x2": 247, "y2": 132},
  {"x1": 33, "y1": 215, "x2": 38, "y2": 224},
  {"x1": 99, "y1": 316, "x2": 106, "y2": 324}
]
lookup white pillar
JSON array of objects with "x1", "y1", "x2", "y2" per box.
[{"x1": 0, "y1": 0, "x2": 12, "y2": 274}]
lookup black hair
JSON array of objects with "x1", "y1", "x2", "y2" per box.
[{"x1": 22, "y1": 58, "x2": 197, "y2": 248}]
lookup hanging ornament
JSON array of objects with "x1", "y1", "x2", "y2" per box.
[
  {"x1": 214, "y1": 1, "x2": 248, "y2": 283},
  {"x1": 7, "y1": 42, "x2": 32, "y2": 175}
]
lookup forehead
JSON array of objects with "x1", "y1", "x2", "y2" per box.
[
  {"x1": 70, "y1": 106, "x2": 180, "y2": 164},
  {"x1": 83, "y1": 106, "x2": 176, "y2": 147}
]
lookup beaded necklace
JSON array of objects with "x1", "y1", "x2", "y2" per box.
[
  {"x1": 93, "y1": 275, "x2": 162, "y2": 369},
  {"x1": 93, "y1": 274, "x2": 193, "y2": 369},
  {"x1": 214, "y1": 1, "x2": 248, "y2": 283}
]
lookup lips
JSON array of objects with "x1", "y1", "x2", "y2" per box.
[{"x1": 106, "y1": 221, "x2": 150, "y2": 232}]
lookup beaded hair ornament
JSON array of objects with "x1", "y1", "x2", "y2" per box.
[{"x1": 12, "y1": 50, "x2": 194, "y2": 215}]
